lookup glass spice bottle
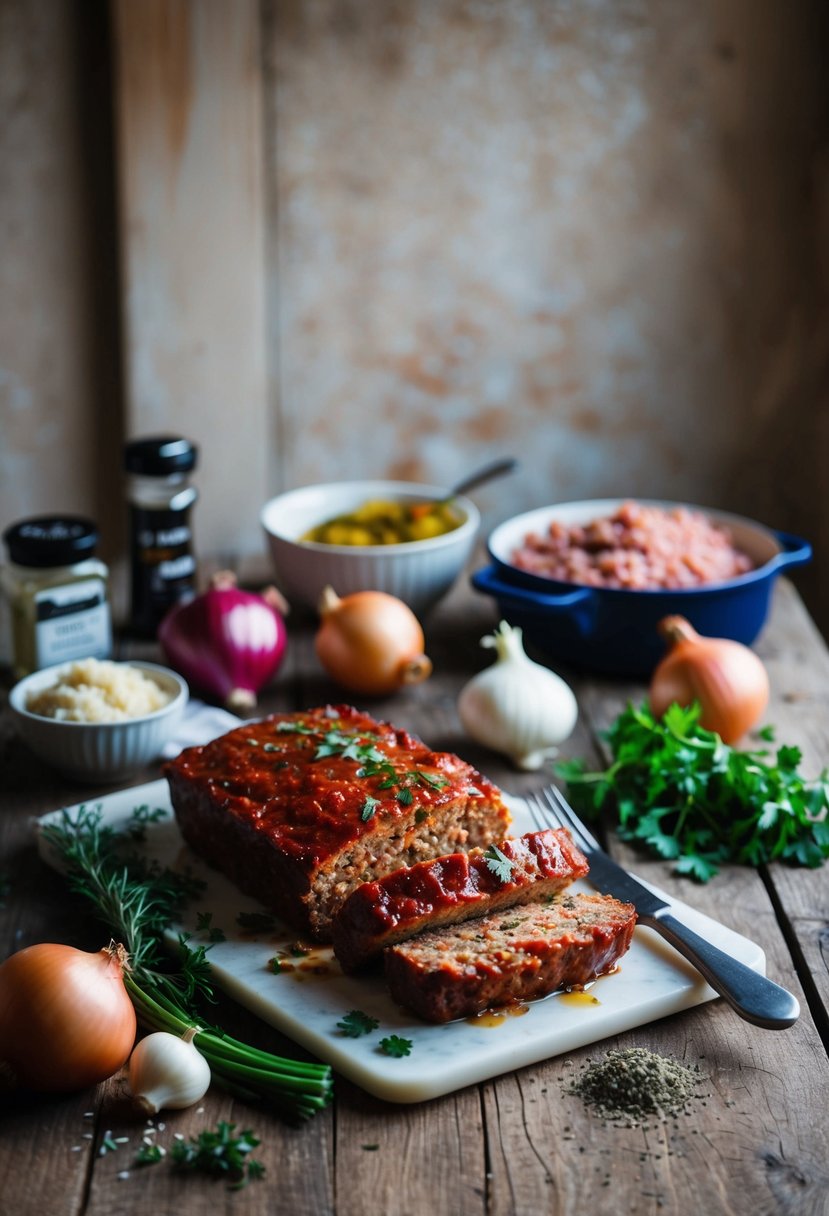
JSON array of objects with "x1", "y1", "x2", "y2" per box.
[
  {"x1": 124, "y1": 435, "x2": 198, "y2": 637},
  {"x1": 0, "y1": 516, "x2": 112, "y2": 679}
]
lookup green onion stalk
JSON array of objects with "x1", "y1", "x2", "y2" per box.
[{"x1": 40, "y1": 806, "x2": 333, "y2": 1121}]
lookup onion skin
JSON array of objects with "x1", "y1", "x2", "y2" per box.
[
  {"x1": 159, "y1": 572, "x2": 287, "y2": 709},
  {"x1": 649, "y1": 615, "x2": 769, "y2": 744},
  {"x1": 315, "y1": 586, "x2": 432, "y2": 696},
  {"x1": 0, "y1": 942, "x2": 136, "y2": 1093}
]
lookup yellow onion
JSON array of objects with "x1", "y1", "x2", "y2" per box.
[
  {"x1": 315, "y1": 586, "x2": 432, "y2": 695},
  {"x1": 649, "y1": 615, "x2": 769, "y2": 743},
  {"x1": 0, "y1": 941, "x2": 136, "y2": 1093}
]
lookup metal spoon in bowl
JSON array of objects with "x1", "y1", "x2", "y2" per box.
[
  {"x1": 408, "y1": 457, "x2": 519, "y2": 522},
  {"x1": 446, "y1": 456, "x2": 519, "y2": 500}
]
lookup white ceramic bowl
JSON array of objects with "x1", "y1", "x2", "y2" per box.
[
  {"x1": 9, "y1": 660, "x2": 189, "y2": 783},
  {"x1": 261, "y1": 480, "x2": 480, "y2": 614}
]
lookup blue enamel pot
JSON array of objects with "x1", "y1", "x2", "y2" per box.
[{"x1": 471, "y1": 499, "x2": 812, "y2": 678}]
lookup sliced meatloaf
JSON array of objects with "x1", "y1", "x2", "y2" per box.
[
  {"x1": 332, "y1": 828, "x2": 589, "y2": 972},
  {"x1": 384, "y1": 892, "x2": 636, "y2": 1023},
  {"x1": 164, "y1": 704, "x2": 511, "y2": 941}
]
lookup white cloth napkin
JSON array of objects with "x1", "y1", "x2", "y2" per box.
[{"x1": 161, "y1": 699, "x2": 241, "y2": 758}]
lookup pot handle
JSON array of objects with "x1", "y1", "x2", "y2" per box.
[
  {"x1": 471, "y1": 565, "x2": 596, "y2": 613},
  {"x1": 773, "y1": 531, "x2": 812, "y2": 571}
]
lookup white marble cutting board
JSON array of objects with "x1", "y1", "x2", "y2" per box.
[{"x1": 39, "y1": 780, "x2": 765, "y2": 1104}]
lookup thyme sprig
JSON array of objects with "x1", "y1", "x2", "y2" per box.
[{"x1": 40, "y1": 806, "x2": 333, "y2": 1120}]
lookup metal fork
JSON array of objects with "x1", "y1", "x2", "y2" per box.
[{"x1": 526, "y1": 784, "x2": 800, "y2": 1030}]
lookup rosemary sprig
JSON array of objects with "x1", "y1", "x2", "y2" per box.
[{"x1": 40, "y1": 806, "x2": 333, "y2": 1121}]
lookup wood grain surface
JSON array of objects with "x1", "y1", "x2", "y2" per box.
[{"x1": 1, "y1": 576, "x2": 828, "y2": 1216}]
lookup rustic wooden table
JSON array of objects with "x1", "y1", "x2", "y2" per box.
[{"x1": 1, "y1": 576, "x2": 828, "y2": 1216}]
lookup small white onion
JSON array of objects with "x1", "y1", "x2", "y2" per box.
[
  {"x1": 128, "y1": 1029, "x2": 211, "y2": 1115},
  {"x1": 458, "y1": 621, "x2": 578, "y2": 770}
]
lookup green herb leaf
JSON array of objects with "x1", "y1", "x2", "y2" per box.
[
  {"x1": 337, "y1": 1009, "x2": 380, "y2": 1038},
  {"x1": 379, "y1": 1035, "x2": 413, "y2": 1058},
  {"x1": 483, "y1": 844, "x2": 515, "y2": 883},
  {"x1": 134, "y1": 1143, "x2": 166, "y2": 1166},
  {"x1": 361, "y1": 795, "x2": 381, "y2": 822},
  {"x1": 558, "y1": 700, "x2": 829, "y2": 882},
  {"x1": 170, "y1": 1121, "x2": 264, "y2": 1190}
]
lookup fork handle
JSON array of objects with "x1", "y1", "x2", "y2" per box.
[{"x1": 643, "y1": 911, "x2": 800, "y2": 1030}]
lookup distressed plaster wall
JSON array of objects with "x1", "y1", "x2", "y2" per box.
[
  {"x1": 266, "y1": 0, "x2": 827, "y2": 529},
  {"x1": 0, "y1": 0, "x2": 827, "y2": 633}
]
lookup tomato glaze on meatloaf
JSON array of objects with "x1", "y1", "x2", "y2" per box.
[
  {"x1": 332, "y1": 828, "x2": 589, "y2": 972},
  {"x1": 384, "y1": 892, "x2": 637, "y2": 1023},
  {"x1": 164, "y1": 704, "x2": 511, "y2": 941}
]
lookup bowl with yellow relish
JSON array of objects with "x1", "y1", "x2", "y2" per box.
[{"x1": 261, "y1": 480, "x2": 480, "y2": 614}]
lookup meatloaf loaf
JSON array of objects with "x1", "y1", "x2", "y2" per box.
[
  {"x1": 164, "y1": 704, "x2": 511, "y2": 941},
  {"x1": 332, "y1": 828, "x2": 589, "y2": 972},
  {"x1": 384, "y1": 892, "x2": 637, "y2": 1023}
]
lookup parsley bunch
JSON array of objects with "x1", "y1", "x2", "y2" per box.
[{"x1": 557, "y1": 702, "x2": 829, "y2": 881}]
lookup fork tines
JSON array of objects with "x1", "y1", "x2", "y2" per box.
[{"x1": 525, "y1": 785, "x2": 600, "y2": 855}]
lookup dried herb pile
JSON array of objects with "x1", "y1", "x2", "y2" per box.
[{"x1": 567, "y1": 1048, "x2": 707, "y2": 1126}]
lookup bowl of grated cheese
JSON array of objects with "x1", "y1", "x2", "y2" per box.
[{"x1": 9, "y1": 657, "x2": 188, "y2": 782}]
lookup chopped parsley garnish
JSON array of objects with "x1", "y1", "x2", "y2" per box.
[
  {"x1": 558, "y1": 700, "x2": 829, "y2": 881},
  {"x1": 337, "y1": 1009, "x2": 380, "y2": 1038},
  {"x1": 361, "y1": 795, "x2": 381, "y2": 822},
  {"x1": 483, "y1": 844, "x2": 515, "y2": 883},
  {"x1": 195, "y1": 911, "x2": 226, "y2": 942},
  {"x1": 265, "y1": 720, "x2": 450, "y2": 818},
  {"x1": 134, "y1": 1143, "x2": 165, "y2": 1166},
  {"x1": 276, "y1": 720, "x2": 318, "y2": 735},
  {"x1": 170, "y1": 1121, "x2": 264, "y2": 1190},
  {"x1": 315, "y1": 730, "x2": 369, "y2": 761},
  {"x1": 268, "y1": 956, "x2": 282, "y2": 973},
  {"x1": 379, "y1": 1035, "x2": 413, "y2": 1058}
]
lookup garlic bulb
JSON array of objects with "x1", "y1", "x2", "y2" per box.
[
  {"x1": 128, "y1": 1029, "x2": 211, "y2": 1115},
  {"x1": 458, "y1": 621, "x2": 578, "y2": 770}
]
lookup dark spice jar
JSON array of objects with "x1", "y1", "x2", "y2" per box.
[{"x1": 124, "y1": 435, "x2": 198, "y2": 637}]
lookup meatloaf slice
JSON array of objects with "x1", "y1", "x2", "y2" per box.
[
  {"x1": 164, "y1": 704, "x2": 511, "y2": 941},
  {"x1": 332, "y1": 828, "x2": 589, "y2": 972},
  {"x1": 384, "y1": 892, "x2": 636, "y2": 1023}
]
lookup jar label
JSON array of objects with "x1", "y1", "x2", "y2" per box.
[
  {"x1": 34, "y1": 579, "x2": 112, "y2": 667},
  {"x1": 129, "y1": 503, "x2": 196, "y2": 635}
]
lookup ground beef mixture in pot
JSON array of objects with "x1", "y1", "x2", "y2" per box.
[{"x1": 511, "y1": 501, "x2": 753, "y2": 591}]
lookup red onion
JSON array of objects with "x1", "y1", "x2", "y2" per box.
[{"x1": 159, "y1": 572, "x2": 288, "y2": 709}]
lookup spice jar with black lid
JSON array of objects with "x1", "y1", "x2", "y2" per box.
[
  {"x1": 0, "y1": 516, "x2": 112, "y2": 678},
  {"x1": 125, "y1": 435, "x2": 198, "y2": 636}
]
